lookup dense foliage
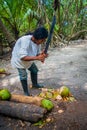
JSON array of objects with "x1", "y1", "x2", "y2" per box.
[{"x1": 0, "y1": 0, "x2": 87, "y2": 55}]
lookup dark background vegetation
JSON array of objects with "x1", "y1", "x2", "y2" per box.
[{"x1": 0, "y1": 0, "x2": 87, "y2": 56}]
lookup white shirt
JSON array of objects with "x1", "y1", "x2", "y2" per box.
[{"x1": 11, "y1": 35, "x2": 41, "y2": 68}]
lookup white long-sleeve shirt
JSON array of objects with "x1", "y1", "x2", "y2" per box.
[{"x1": 11, "y1": 35, "x2": 41, "y2": 69}]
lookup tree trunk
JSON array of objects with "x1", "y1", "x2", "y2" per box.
[
  {"x1": 0, "y1": 43, "x2": 3, "y2": 56},
  {"x1": 0, "y1": 19, "x2": 15, "y2": 49},
  {"x1": 0, "y1": 101, "x2": 47, "y2": 122},
  {"x1": 10, "y1": 94, "x2": 43, "y2": 106},
  {"x1": 57, "y1": 0, "x2": 61, "y2": 27}
]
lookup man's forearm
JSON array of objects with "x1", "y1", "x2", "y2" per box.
[
  {"x1": 21, "y1": 56, "x2": 38, "y2": 61},
  {"x1": 21, "y1": 53, "x2": 46, "y2": 62}
]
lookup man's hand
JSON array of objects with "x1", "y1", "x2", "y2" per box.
[
  {"x1": 37, "y1": 52, "x2": 48, "y2": 63},
  {"x1": 40, "y1": 51, "x2": 48, "y2": 58},
  {"x1": 21, "y1": 51, "x2": 48, "y2": 62}
]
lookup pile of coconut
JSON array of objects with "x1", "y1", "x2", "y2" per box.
[
  {"x1": 39, "y1": 86, "x2": 75, "y2": 102},
  {"x1": 0, "y1": 86, "x2": 76, "y2": 112}
]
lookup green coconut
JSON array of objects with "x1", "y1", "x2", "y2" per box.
[
  {"x1": 0, "y1": 89, "x2": 11, "y2": 100},
  {"x1": 41, "y1": 99, "x2": 54, "y2": 111},
  {"x1": 0, "y1": 68, "x2": 6, "y2": 73},
  {"x1": 60, "y1": 86, "x2": 70, "y2": 97},
  {"x1": 46, "y1": 92, "x2": 53, "y2": 99},
  {"x1": 39, "y1": 92, "x2": 46, "y2": 98}
]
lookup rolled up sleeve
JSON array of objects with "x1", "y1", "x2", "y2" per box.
[
  {"x1": 19, "y1": 48, "x2": 28, "y2": 59},
  {"x1": 19, "y1": 38, "x2": 30, "y2": 59}
]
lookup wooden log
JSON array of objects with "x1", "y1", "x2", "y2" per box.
[
  {"x1": 10, "y1": 94, "x2": 43, "y2": 106},
  {"x1": 0, "y1": 101, "x2": 47, "y2": 122},
  {"x1": 0, "y1": 72, "x2": 11, "y2": 75}
]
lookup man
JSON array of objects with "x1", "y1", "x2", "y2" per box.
[{"x1": 11, "y1": 27, "x2": 48, "y2": 96}]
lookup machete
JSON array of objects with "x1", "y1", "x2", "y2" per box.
[
  {"x1": 44, "y1": 15, "x2": 56, "y2": 54},
  {"x1": 44, "y1": 0, "x2": 58, "y2": 54}
]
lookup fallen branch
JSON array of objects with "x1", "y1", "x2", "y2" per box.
[
  {"x1": 0, "y1": 72, "x2": 11, "y2": 75},
  {"x1": 67, "y1": 30, "x2": 87, "y2": 41}
]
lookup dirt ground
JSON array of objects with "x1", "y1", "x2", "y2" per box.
[{"x1": 0, "y1": 40, "x2": 87, "y2": 130}]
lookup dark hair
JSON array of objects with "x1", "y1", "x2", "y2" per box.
[{"x1": 33, "y1": 27, "x2": 48, "y2": 40}]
